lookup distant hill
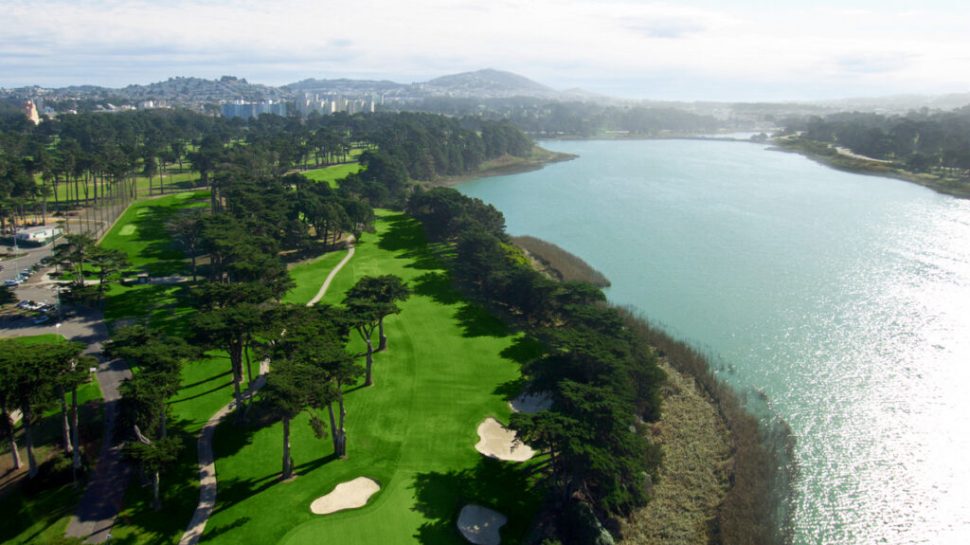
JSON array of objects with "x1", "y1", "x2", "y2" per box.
[
  {"x1": 284, "y1": 78, "x2": 406, "y2": 94},
  {"x1": 417, "y1": 68, "x2": 558, "y2": 98}
]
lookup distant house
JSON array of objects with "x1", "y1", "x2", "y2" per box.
[{"x1": 15, "y1": 225, "x2": 61, "y2": 244}]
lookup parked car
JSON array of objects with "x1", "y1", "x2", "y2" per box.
[
  {"x1": 4, "y1": 279, "x2": 20, "y2": 287},
  {"x1": 32, "y1": 315, "x2": 50, "y2": 325},
  {"x1": 16, "y1": 300, "x2": 34, "y2": 309}
]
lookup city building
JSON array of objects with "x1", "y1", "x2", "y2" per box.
[
  {"x1": 24, "y1": 100, "x2": 40, "y2": 125},
  {"x1": 221, "y1": 100, "x2": 287, "y2": 119},
  {"x1": 15, "y1": 225, "x2": 61, "y2": 244}
]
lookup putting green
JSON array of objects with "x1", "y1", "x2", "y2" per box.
[{"x1": 202, "y1": 211, "x2": 542, "y2": 545}]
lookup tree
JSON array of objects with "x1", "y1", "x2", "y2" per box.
[
  {"x1": 0, "y1": 340, "x2": 58, "y2": 478},
  {"x1": 168, "y1": 208, "x2": 207, "y2": 281},
  {"x1": 268, "y1": 305, "x2": 359, "y2": 458},
  {"x1": 342, "y1": 275, "x2": 408, "y2": 387},
  {"x1": 89, "y1": 247, "x2": 129, "y2": 301},
  {"x1": 53, "y1": 233, "x2": 96, "y2": 289},
  {"x1": 125, "y1": 433, "x2": 182, "y2": 511},
  {"x1": 344, "y1": 275, "x2": 410, "y2": 352},
  {"x1": 262, "y1": 358, "x2": 312, "y2": 479},
  {"x1": 191, "y1": 283, "x2": 271, "y2": 418}
]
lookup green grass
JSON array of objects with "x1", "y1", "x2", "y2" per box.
[
  {"x1": 99, "y1": 191, "x2": 208, "y2": 277},
  {"x1": 8, "y1": 333, "x2": 67, "y2": 345},
  {"x1": 201, "y1": 211, "x2": 542, "y2": 545},
  {"x1": 39, "y1": 168, "x2": 202, "y2": 204},
  {"x1": 302, "y1": 163, "x2": 361, "y2": 188},
  {"x1": 283, "y1": 251, "x2": 349, "y2": 305}
]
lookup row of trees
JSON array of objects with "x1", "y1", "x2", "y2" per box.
[
  {"x1": 407, "y1": 187, "x2": 666, "y2": 543},
  {"x1": 786, "y1": 107, "x2": 970, "y2": 173},
  {"x1": 0, "y1": 339, "x2": 94, "y2": 480},
  {"x1": 0, "y1": 105, "x2": 538, "y2": 239}
]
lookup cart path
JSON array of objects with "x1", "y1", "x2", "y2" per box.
[
  {"x1": 306, "y1": 240, "x2": 355, "y2": 307},
  {"x1": 63, "y1": 311, "x2": 133, "y2": 544}
]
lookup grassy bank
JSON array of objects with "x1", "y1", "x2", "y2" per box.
[
  {"x1": 432, "y1": 145, "x2": 576, "y2": 187},
  {"x1": 773, "y1": 137, "x2": 970, "y2": 199},
  {"x1": 620, "y1": 359, "x2": 732, "y2": 545},
  {"x1": 512, "y1": 235, "x2": 610, "y2": 288},
  {"x1": 617, "y1": 309, "x2": 794, "y2": 545}
]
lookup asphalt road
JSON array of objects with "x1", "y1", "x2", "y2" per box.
[{"x1": 1, "y1": 243, "x2": 53, "y2": 283}]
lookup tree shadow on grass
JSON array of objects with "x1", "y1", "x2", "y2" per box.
[
  {"x1": 500, "y1": 335, "x2": 545, "y2": 365},
  {"x1": 411, "y1": 272, "x2": 462, "y2": 306},
  {"x1": 208, "y1": 398, "x2": 340, "y2": 514},
  {"x1": 377, "y1": 214, "x2": 442, "y2": 271},
  {"x1": 411, "y1": 458, "x2": 541, "y2": 545},
  {"x1": 455, "y1": 304, "x2": 509, "y2": 338}
]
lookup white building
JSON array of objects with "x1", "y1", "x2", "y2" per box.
[{"x1": 15, "y1": 225, "x2": 61, "y2": 244}]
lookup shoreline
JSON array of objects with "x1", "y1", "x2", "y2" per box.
[
  {"x1": 771, "y1": 137, "x2": 970, "y2": 199},
  {"x1": 430, "y1": 145, "x2": 577, "y2": 187},
  {"x1": 514, "y1": 233, "x2": 794, "y2": 545}
]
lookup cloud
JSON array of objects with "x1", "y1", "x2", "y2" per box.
[
  {"x1": 628, "y1": 18, "x2": 706, "y2": 39},
  {"x1": 1, "y1": 0, "x2": 969, "y2": 100},
  {"x1": 836, "y1": 54, "x2": 913, "y2": 75}
]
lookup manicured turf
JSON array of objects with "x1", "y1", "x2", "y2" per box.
[
  {"x1": 99, "y1": 191, "x2": 209, "y2": 276},
  {"x1": 201, "y1": 211, "x2": 542, "y2": 545},
  {"x1": 283, "y1": 250, "x2": 349, "y2": 305},
  {"x1": 38, "y1": 169, "x2": 201, "y2": 203},
  {"x1": 302, "y1": 163, "x2": 361, "y2": 188}
]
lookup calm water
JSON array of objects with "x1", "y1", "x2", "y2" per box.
[{"x1": 458, "y1": 140, "x2": 970, "y2": 545}]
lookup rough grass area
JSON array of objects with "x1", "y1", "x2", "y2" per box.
[
  {"x1": 616, "y1": 308, "x2": 794, "y2": 545},
  {"x1": 512, "y1": 235, "x2": 611, "y2": 287},
  {"x1": 621, "y1": 360, "x2": 731, "y2": 545},
  {"x1": 302, "y1": 163, "x2": 362, "y2": 188},
  {"x1": 202, "y1": 211, "x2": 542, "y2": 545}
]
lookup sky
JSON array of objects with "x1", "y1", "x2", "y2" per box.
[{"x1": 2, "y1": 0, "x2": 970, "y2": 102}]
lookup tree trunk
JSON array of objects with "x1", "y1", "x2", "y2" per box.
[
  {"x1": 378, "y1": 318, "x2": 387, "y2": 352},
  {"x1": 281, "y1": 416, "x2": 292, "y2": 479},
  {"x1": 159, "y1": 410, "x2": 167, "y2": 439},
  {"x1": 23, "y1": 405, "x2": 38, "y2": 478},
  {"x1": 71, "y1": 386, "x2": 81, "y2": 472},
  {"x1": 152, "y1": 471, "x2": 161, "y2": 510},
  {"x1": 244, "y1": 342, "x2": 254, "y2": 389},
  {"x1": 59, "y1": 386, "x2": 72, "y2": 454},
  {"x1": 336, "y1": 387, "x2": 347, "y2": 458},
  {"x1": 190, "y1": 255, "x2": 197, "y2": 281},
  {"x1": 326, "y1": 403, "x2": 338, "y2": 454},
  {"x1": 2, "y1": 409, "x2": 21, "y2": 470},
  {"x1": 363, "y1": 335, "x2": 374, "y2": 387}
]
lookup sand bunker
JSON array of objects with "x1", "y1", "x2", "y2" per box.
[
  {"x1": 509, "y1": 392, "x2": 551, "y2": 414},
  {"x1": 457, "y1": 504, "x2": 507, "y2": 545},
  {"x1": 475, "y1": 418, "x2": 535, "y2": 462},
  {"x1": 309, "y1": 477, "x2": 380, "y2": 515}
]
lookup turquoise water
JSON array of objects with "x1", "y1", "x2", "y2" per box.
[{"x1": 458, "y1": 140, "x2": 970, "y2": 544}]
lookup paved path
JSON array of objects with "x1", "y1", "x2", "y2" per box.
[
  {"x1": 306, "y1": 241, "x2": 355, "y2": 307},
  {"x1": 178, "y1": 360, "x2": 269, "y2": 545},
  {"x1": 54, "y1": 311, "x2": 133, "y2": 544},
  {"x1": 178, "y1": 245, "x2": 355, "y2": 545}
]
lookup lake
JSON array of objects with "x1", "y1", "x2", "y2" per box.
[{"x1": 457, "y1": 139, "x2": 970, "y2": 545}]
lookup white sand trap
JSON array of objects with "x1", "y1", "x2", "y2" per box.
[
  {"x1": 458, "y1": 504, "x2": 507, "y2": 545},
  {"x1": 509, "y1": 392, "x2": 551, "y2": 414},
  {"x1": 475, "y1": 418, "x2": 535, "y2": 462},
  {"x1": 309, "y1": 477, "x2": 380, "y2": 515}
]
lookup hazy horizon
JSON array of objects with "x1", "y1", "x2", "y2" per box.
[{"x1": 3, "y1": 0, "x2": 970, "y2": 102}]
